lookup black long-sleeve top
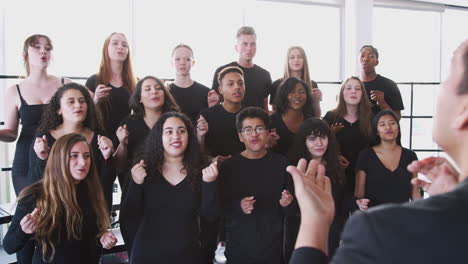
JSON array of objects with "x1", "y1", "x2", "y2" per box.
[
  {"x1": 120, "y1": 172, "x2": 218, "y2": 264},
  {"x1": 3, "y1": 182, "x2": 101, "y2": 264},
  {"x1": 219, "y1": 152, "x2": 296, "y2": 264},
  {"x1": 27, "y1": 131, "x2": 115, "y2": 211}
]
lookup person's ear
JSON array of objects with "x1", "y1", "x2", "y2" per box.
[
  {"x1": 453, "y1": 105, "x2": 468, "y2": 130},
  {"x1": 238, "y1": 132, "x2": 244, "y2": 143}
]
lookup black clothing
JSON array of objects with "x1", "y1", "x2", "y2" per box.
[
  {"x1": 170, "y1": 82, "x2": 210, "y2": 122},
  {"x1": 356, "y1": 147, "x2": 418, "y2": 207},
  {"x1": 200, "y1": 104, "x2": 243, "y2": 157},
  {"x1": 11, "y1": 85, "x2": 46, "y2": 195},
  {"x1": 27, "y1": 132, "x2": 114, "y2": 211},
  {"x1": 211, "y1": 62, "x2": 271, "y2": 108},
  {"x1": 220, "y1": 152, "x2": 295, "y2": 264},
  {"x1": 120, "y1": 174, "x2": 218, "y2": 264},
  {"x1": 363, "y1": 74, "x2": 404, "y2": 115},
  {"x1": 3, "y1": 182, "x2": 101, "y2": 264},
  {"x1": 323, "y1": 111, "x2": 371, "y2": 194},
  {"x1": 290, "y1": 178, "x2": 468, "y2": 264},
  {"x1": 116, "y1": 115, "x2": 151, "y2": 255},
  {"x1": 269, "y1": 78, "x2": 318, "y2": 105},
  {"x1": 85, "y1": 74, "x2": 131, "y2": 143},
  {"x1": 269, "y1": 112, "x2": 312, "y2": 157}
]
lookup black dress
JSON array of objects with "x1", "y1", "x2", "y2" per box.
[
  {"x1": 3, "y1": 182, "x2": 101, "y2": 264},
  {"x1": 121, "y1": 173, "x2": 218, "y2": 264},
  {"x1": 85, "y1": 74, "x2": 131, "y2": 144},
  {"x1": 356, "y1": 147, "x2": 418, "y2": 207},
  {"x1": 270, "y1": 112, "x2": 312, "y2": 157},
  {"x1": 11, "y1": 85, "x2": 46, "y2": 195},
  {"x1": 27, "y1": 132, "x2": 114, "y2": 212}
]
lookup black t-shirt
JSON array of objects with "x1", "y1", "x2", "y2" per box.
[
  {"x1": 219, "y1": 152, "x2": 295, "y2": 264},
  {"x1": 200, "y1": 104, "x2": 244, "y2": 157},
  {"x1": 85, "y1": 74, "x2": 131, "y2": 142},
  {"x1": 270, "y1": 78, "x2": 318, "y2": 105},
  {"x1": 363, "y1": 74, "x2": 404, "y2": 115},
  {"x1": 323, "y1": 111, "x2": 372, "y2": 192},
  {"x1": 170, "y1": 82, "x2": 210, "y2": 123},
  {"x1": 356, "y1": 147, "x2": 417, "y2": 207},
  {"x1": 211, "y1": 62, "x2": 272, "y2": 108},
  {"x1": 270, "y1": 112, "x2": 312, "y2": 157}
]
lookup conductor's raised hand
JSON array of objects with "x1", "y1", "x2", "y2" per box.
[
  {"x1": 202, "y1": 161, "x2": 218, "y2": 183},
  {"x1": 408, "y1": 157, "x2": 459, "y2": 196},
  {"x1": 34, "y1": 135, "x2": 49, "y2": 160},
  {"x1": 131, "y1": 160, "x2": 147, "y2": 184},
  {"x1": 286, "y1": 159, "x2": 334, "y2": 225}
]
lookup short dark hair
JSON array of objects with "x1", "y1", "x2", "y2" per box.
[
  {"x1": 371, "y1": 110, "x2": 401, "y2": 146},
  {"x1": 217, "y1": 66, "x2": 244, "y2": 86},
  {"x1": 360, "y1": 45, "x2": 379, "y2": 59},
  {"x1": 236, "y1": 107, "x2": 269, "y2": 133},
  {"x1": 274, "y1": 77, "x2": 314, "y2": 116}
]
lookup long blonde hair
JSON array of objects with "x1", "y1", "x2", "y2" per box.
[
  {"x1": 331, "y1": 77, "x2": 373, "y2": 137},
  {"x1": 18, "y1": 133, "x2": 109, "y2": 262},
  {"x1": 283, "y1": 46, "x2": 313, "y2": 88}
]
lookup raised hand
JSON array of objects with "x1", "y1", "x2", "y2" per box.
[
  {"x1": 34, "y1": 135, "x2": 49, "y2": 160},
  {"x1": 93, "y1": 84, "x2": 112, "y2": 104},
  {"x1": 100, "y1": 230, "x2": 118, "y2": 249},
  {"x1": 197, "y1": 115, "x2": 209, "y2": 138},
  {"x1": 356, "y1": 198, "x2": 371, "y2": 211},
  {"x1": 207, "y1": 90, "x2": 221, "y2": 107},
  {"x1": 408, "y1": 157, "x2": 459, "y2": 196},
  {"x1": 312, "y1": 88, "x2": 322, "y2": 102},
  {"x1": 286, "y1": 159, "x2": 334, "y2": 224},
  {"x1": 265, "y1": 128, "x2": 280, "y2": 149},
  {"x1": 279, "y1": 189, "x2": 294, "y2": 207},
  {"x1": 97, "y1": 135, "x2": 114, "y2": 160},
  {"x1": 116, "y1": 124, "x2": 129, "y2": 146},
  {"x1": 330, "y1": 122, "x2": 344, "y2": 134},
  {"x1": 131, "y1": 160, "x2": 147, "y2": 184},
  {"x1": 240, "y1": 196, "x2": 256, "y2": 215},
  {"x1": 202, "y1": 161, "x2": 218, "y2": 183},
  {"x1": 20, "y1": 207, "x2": 39, "y2": 234},
  {"x1": 370, "y1": 90, "x2": 385, "y2": 106},
  {"x1": 338, "y1": 154, "x2": 350, "y2": 168}
]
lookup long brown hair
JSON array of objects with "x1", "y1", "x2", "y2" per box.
[
  {"x1": 331, "y1": 76, "x2": 373, "y2": 137},
  {"x1": 95, "y1": 32, "x2": 137, "y2": 134},
  {"x1": 18, "y1": 134, "x2": 109, "y2": 262}
]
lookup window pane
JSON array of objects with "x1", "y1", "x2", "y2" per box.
[
  {"x1": 318, "y1": 83, "x2": 341, "y2": 116},
  {"x1": 246, "y1": 1, "x2": 341, "y2": 82},
  {"x1": 411, "y1": 118, "x2": 437, "y2": 150},
  {"x1": 400, "y1": 117, "x2": 411, "y2": 149},
  {"x1": 399, "y1": 84, "x2": 412, "y2": 117},
  {"x1": 373, "y1": 7, "x2": 441, "y2": 82},
  {"x1": 413, "y1": 84, "x2": 437, "y2": 116}
]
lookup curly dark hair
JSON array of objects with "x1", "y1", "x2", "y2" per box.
[
  {"x1": 288, "y1": 118, "x2": 343, "y2": 184},
  {"x1": 37, "y1": 83, "x2": 101, "y2": 134},
  {"x1": 128, "y1": 76, "x2": 180, "y2": 119},
  {"x1": 137, "y1": 112, "x2": 206, "y2": 190},
  {"x1": 274, "y1": 77, "x2": 314, "y2": 116}
]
